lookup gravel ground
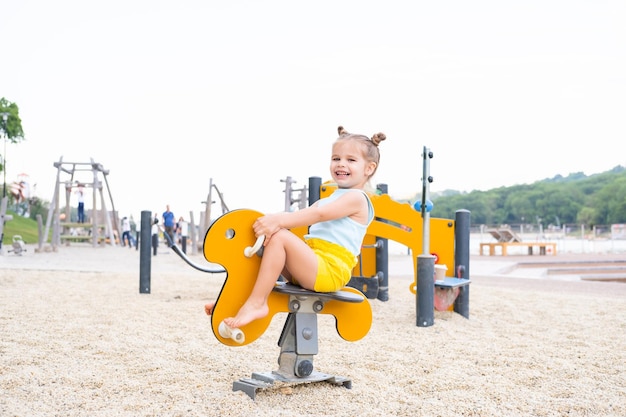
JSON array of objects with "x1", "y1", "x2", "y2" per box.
[{"x1": 1, "y1": 244, "x2": 625, "y2": 416}]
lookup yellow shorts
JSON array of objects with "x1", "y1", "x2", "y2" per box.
[{"x1": 304, "y1": 238, "x2": 358, "y2": 292}]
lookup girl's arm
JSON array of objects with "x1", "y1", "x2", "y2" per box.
[{"x1": 253, "y1": 191, "x2": 368, "y2": 238}]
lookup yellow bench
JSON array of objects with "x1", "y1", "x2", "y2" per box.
[
  {"x1": 480, "y1": 242, "x2": 557, "y2": 256},
  {"x1": 60, "y1": 234, "x2": 119, "y2": 244}
]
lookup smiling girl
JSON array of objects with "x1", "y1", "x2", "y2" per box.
[{"x1": 208, "y1": 126, "x2": 386, "y2": 329}]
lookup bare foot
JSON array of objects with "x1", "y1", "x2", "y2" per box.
[
  {"x1": 204, "y1": 301, "x2": 216, "y2": 316},
  {"x1": 223, "y1": 301, "x2": 269, "y2": 328}
]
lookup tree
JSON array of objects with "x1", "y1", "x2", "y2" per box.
[
  {"x1": 1, "y1": 97, "x2": 26, "y2": 173},
  {"x1": 429, "y1": 166, "x2": 626, "y2": 226},
  {"x1": 1, "y1": 97, "x2": 25, "y2": 202}
]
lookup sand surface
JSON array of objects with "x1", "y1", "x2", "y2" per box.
[{"x1": 1, "y1": 243, "x2": 625, "y2": 416}]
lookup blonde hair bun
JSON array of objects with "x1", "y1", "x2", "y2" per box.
[{"x1": 337, "y1": 125, "x2": 386, "y2": 147}]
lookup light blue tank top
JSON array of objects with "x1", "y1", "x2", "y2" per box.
[{"x1": 304, "y1": 189, "x2": 374, "y2": 255}]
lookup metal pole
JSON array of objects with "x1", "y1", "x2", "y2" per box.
[
  {"x1": 376, "y1": 183, "x2": 389, "y2": 302},
  {"x1": 416, "y1": 147, "x2": 435, "y2": 326},
  {"x1": 421, "y1": 146, "x2": 433, "y2": 255},
  {"x1": 1, "y1": 112, "x2": 8, "y2": 199},
  {"x1": 308, "y1": 177, "x2": 321, "y2": 205},
  {"x1": 454, "y1": 209, "x2": 471, "y2": 319},
  {"x1": 0, "y1": 196, "x2": 7, "y2": 254},
  {"x1": 2, "y1": 134, "x2": 5, "y2": 198},
  {"x1": 0, "y1": 110, "x2": 12, "y2": 252},
  {"x1": 139, "y1": 210, "x2": 152, "y2": 294}
]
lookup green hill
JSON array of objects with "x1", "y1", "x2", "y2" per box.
[
  {"x1": 2, "y1": 210, "x2": 42, "y2": 246},
  {"x1": 423, "y1": 165, "x2": 626, "y2": 226}
]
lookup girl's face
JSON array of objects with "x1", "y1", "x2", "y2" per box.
[{"x1": 330, "y1": 140, "x2": 376, "y2": 189}]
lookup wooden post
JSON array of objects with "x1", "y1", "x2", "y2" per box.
[
  {"x1": 189, "y1": 210, "x2": 197, "y2": 255},
  {"x1": 92, "y1": 165, "x2": 99, "y2": 247},
  {"x1": 203, "y1": 178, "x2": 213, "y2": 238}
]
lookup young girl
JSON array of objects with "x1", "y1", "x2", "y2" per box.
[{"x1": 208, "y1": 126, "x2": 386, "y2": 329}]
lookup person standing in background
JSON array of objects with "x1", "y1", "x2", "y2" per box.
[
  {"x1": 121, "y1": 216, "x2": 132, "y2": 248},
  {"x1": 173, "y1": 217, "x2": 179, "y2": 244},
  {"x1": 177, "y1": 216, "x2": 189, "y2": 253},
  {"x1": 151, "y1": 217, "x2": 159, "y2": 256},
  {"x1": 75, "y1": 184, "x2": 85, "y2": 223},
  {"x1": 162, "y1": 205, "x2": 175, "y2": 245}
]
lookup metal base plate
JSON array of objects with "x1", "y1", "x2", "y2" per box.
[{"x1": 233, "y1": 371, "x2": 352, "y2": 400}]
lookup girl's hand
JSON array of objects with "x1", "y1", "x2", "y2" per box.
[{"x1": 253, "y1": 214, "x2": 283, "y2": 245}]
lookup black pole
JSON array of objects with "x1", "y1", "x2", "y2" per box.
[
  {"x1": 454, "y1": 209, "x2": 471, "y2": 318},
  {"x1": 0, "y1": 197, "x2": 8, "y2": 252},
  {"x1": 308, "y1": 176, "x2": 321, "y2": 205},
  {"x1": 416, "y1": 254, "x2": 435, "y2": 327},
  {"x1": 416, "y1": 147, "x2": 435, "y2": 327},
  {"x1": 139, "y1": 210, "x2": 152, "y2": 294},
  {"x1": 376, "y1": 183, "x2": 389, "y2": 302}
]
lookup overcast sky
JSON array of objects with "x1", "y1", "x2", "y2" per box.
[{"x1": 2, "y1": 0, "x2": 625, "y2": 224}]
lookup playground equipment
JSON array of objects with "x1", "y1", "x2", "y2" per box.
[
  {"x1": 281, "y1": 175, "x2": 308, "y2": 211},
  {"x1": 200, "y1": 178, "x2": 230, "y2": 242},
  {"x1": 203, "y1": 209, "x2": 372, "y2": 399},
  {"x1": 43, "y1": 157, "x2": 118, "y2": 249},
  {"x1": 8, "y1": 235, "x2": 26, "y2": 255}
]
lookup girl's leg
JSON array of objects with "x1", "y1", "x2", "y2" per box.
[{"x1": 223, "y1": 229, "x2": 318, "y2": 328}]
